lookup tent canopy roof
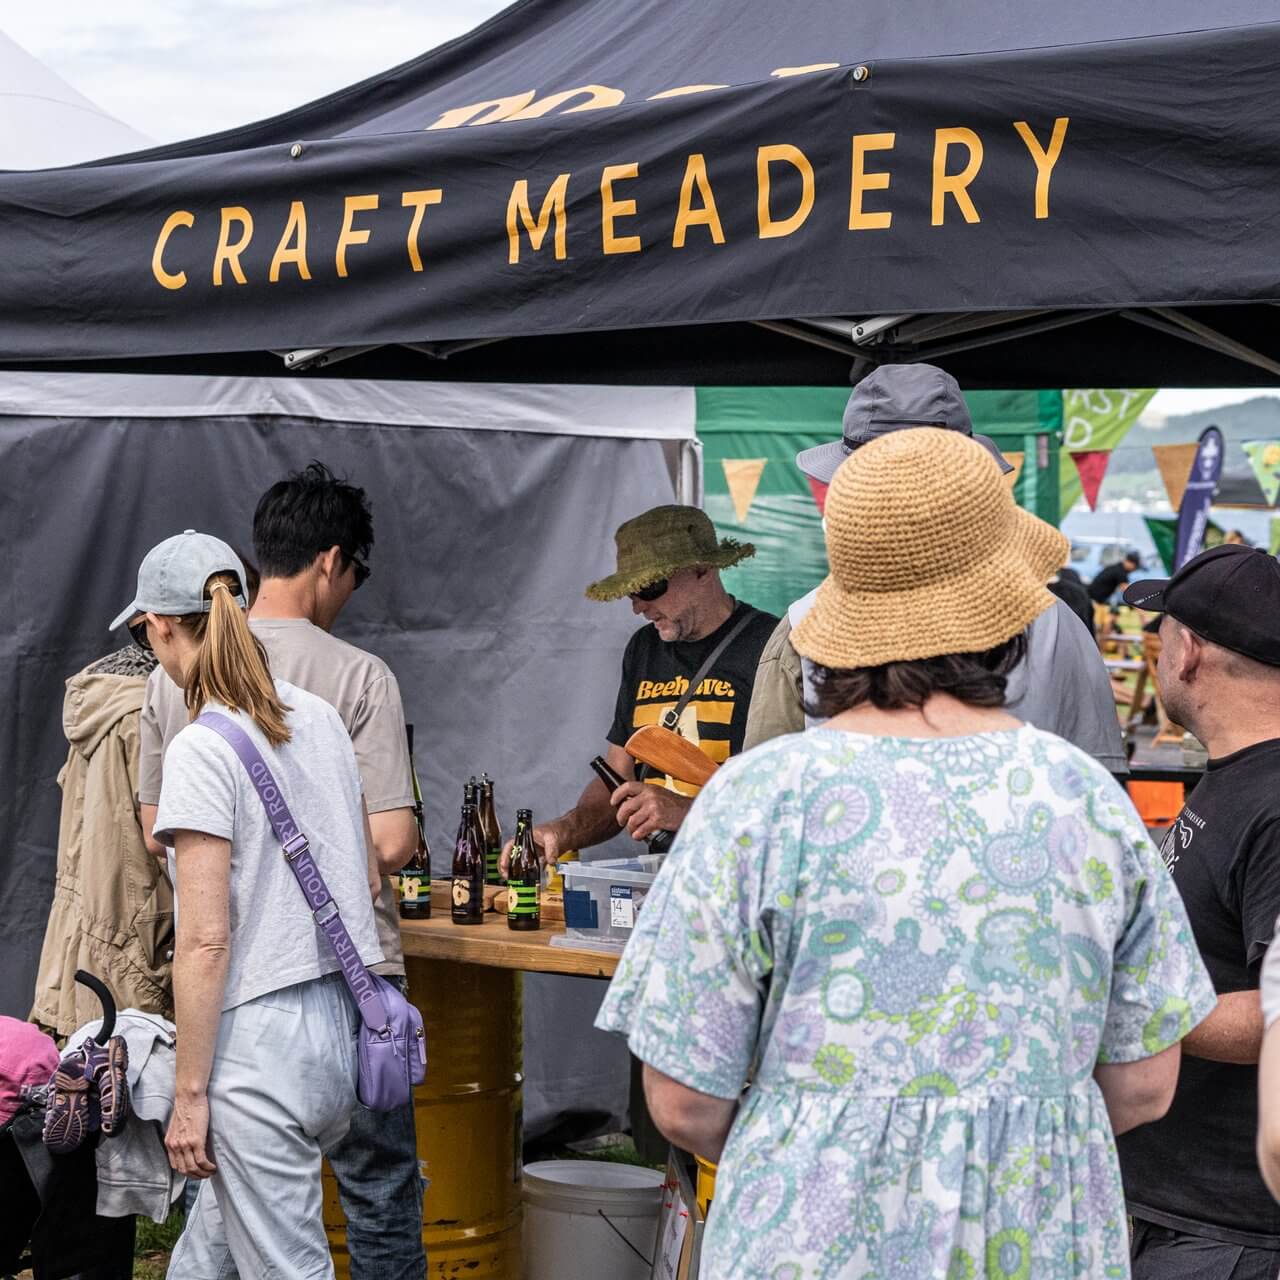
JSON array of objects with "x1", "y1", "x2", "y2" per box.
[{"x1": 5, "y1": 2, "x2": 1280, "y2": 386}]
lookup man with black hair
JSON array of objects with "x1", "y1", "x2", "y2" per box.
[
  {"x1": 138, "y1": 462, "x2": 424, "y2": 1280},
  {"x1": 1087, "y1": 551, "x2": 1142, "y2": 604}
]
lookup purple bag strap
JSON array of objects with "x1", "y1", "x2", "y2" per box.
[{"x1": 195, "y1": 711, "x2": 392, "y2": 1035}]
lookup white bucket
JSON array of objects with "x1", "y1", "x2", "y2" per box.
[{"x1": 522, "y1": 1159, "x2": 665, "y2": 1280}]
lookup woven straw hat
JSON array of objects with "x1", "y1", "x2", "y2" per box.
[
  {"x1": 585, "y1": 505, "x2": 754, "y2": 601},
  {"x1": 792, "y1": 429, "x2": 1068, "y2": 669}
]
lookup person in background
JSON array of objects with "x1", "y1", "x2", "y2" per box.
[
  {"x1": 597, "y1": 429, "x2": 1214, "y2": 1279},
  {"x1": 1049, "y1": 563, "x2": 1096, "y2": 638},
  {"x1": 508, "y1": 505, "x2": 777, "y2": 865},
  {"x1": 138, "y1": 464, "x2": 424, "y2": 1280},
  {"x1": 1118, "y1": 546, "x2": 1280, "y2": 1277},
  {"x1": 30, "y1": 639, "x2": 173, "y2": 1036},
  {"x1": 743, "y1": 363, "x2": 1127, "y2": 777},
  {"x1": 112, "y1": 531, "x2": 382, "y2": 1277},
  {"x1": 1224, "y1": 529, "x2": 1250, "y2": 546},
  {"x1": 1087, "y1": 550, "x2": 1142, "y2": 604}
]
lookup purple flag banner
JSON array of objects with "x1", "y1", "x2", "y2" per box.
[{"x1": 1174, "y1": 425, "x2": 1224, "y2": 570}]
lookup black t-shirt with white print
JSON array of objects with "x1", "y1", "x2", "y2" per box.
[{"x1": 1118, "y1": 738, "x2": 1280, "y2": 1246}]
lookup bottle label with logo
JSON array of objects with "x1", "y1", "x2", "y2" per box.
[
  {"x1": 400, "y1": 873, "x2": 424, "y2": 902},
  {"x1": 508, "y1": 883, "x2": 539, "y2": 917},
  {"x1": 452, "y1": 877, "x2": 473, "y2": 907}
]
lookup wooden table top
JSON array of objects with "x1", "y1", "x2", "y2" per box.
[{"x1": 399, "y1": 912, "x2": 620, "y2": 980}]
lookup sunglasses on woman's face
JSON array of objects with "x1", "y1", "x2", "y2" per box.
[
  {"x1": 128, "y1": 618, "x2": 152, "y2": 652},
  {"x1": 630, "y1": 578, "x2": 669, "y2": 603}
]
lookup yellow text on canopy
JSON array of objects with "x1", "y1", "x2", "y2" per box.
[{"x1": 150, "y1": 119, "x2": 1069, "y2": 291}]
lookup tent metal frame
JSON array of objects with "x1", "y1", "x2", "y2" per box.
[{"x1": 280, "y1": 306, "x2": 1280, "y2": 380}]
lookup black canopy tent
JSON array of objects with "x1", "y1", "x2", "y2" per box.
[{"x1": 1, "y1": 0, "x2": 1280, "y2": 385}]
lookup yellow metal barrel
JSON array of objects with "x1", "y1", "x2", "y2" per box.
[{"x1": 324, "y1": 957, "x2": 523, "y2": 1279}]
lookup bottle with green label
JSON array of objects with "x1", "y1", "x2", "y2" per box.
[
  {"x1": 479, "y1": 774, "x2": 504, "y2": 885},
  {"x1": 506, "y1": 808, "x2": 540, "y2": 932}
]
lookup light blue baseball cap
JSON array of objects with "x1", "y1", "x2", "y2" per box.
[{"x1": 109, "y1": 530, "x2": 247, "y2": 631}]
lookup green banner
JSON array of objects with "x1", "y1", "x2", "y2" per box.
[
  {"x1": 1243, "y1": 440, "x2": 1280, "y2": 507},
  {"x1": 699, "y1": 387, "x2": 1061, "y2": 619},
  {"x1": 1060, "y1": 388, "x2": 1157, "y2": 514}
]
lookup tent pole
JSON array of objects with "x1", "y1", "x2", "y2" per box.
[
  {"x1": 896, "y1": 310, "x2": 1112, "y2": 362},
  {"x1": 1133, "y1": 308, "x2": 1280, "y2": 379}
]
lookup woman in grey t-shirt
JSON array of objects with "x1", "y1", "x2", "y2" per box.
[{"x1": 110, "y1": 530, "x2": 381, "y2": 1279}]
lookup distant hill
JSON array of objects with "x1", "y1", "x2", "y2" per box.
[{"x1": 1099, "y1": 396, "x2": 1280, "y2": 507}]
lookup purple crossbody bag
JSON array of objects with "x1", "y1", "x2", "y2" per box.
[{"x1": 196, "y1": 712, "x2": 427, "y2": 1111}]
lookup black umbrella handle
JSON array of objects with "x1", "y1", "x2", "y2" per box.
[{"x1": 73, "y1": 970, "x2": 117, "y2": 1044}]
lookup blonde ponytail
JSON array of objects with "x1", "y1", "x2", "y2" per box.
[{"x1": 182, "y1": 574, "x2": 291, "y2": 747}]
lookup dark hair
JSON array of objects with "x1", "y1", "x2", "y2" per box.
[
  {"x1": 806, "y1": 632, "x2": 1028, "y2": 719},
  {"x1": 230, "y1": 547, "x2": 261, "y2": 603},
  {"x1": 252, "y1": 461, "x2": 373, "y2": 579}
]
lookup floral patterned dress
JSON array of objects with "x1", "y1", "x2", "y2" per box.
[{"x1": 596, "y1": 726, "x2": 1215, "y2": 1280}]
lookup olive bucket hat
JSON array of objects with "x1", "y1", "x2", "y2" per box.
[{"x1": 585, "y1": 505, "x2": 755, "y2": 602}]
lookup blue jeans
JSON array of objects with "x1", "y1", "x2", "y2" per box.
[{"x1": 326, "y1": 975, "x2": 425, "y2": 1280}]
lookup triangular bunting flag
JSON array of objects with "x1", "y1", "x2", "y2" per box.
[
  {"x1": 1070, "y1": 450, "x2": 1110, "y2": 511},
  {"x1": 721, "y1": 458, "x2": 767, "y2": 523},
  {"x1": 1243, "y1": 439, "x2": 1280, "y2": 506},
  {"x1": 1152, "y1": 442, "x2": 1198, "y2": 512},
  {"x1": 806, "y1": 476, "x2": 829, "y2": 515},
  {"x1": 1003, "y1": 451, "x2": 1025, "y2": 492},
  {"x1": 1271, "y1": 517, "x2": 1280, "y2": 558}
]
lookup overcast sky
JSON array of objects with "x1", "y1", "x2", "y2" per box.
[
  {"x1": 5, "y1": 1, "x2": 510, "y2": 144},
  {"x1": 7, "y1": 4, "x2": 1279, "y2": 417}
]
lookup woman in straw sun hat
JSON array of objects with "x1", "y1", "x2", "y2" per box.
[{"x1": 597, "y1": 430, "x2": 1214, "y2": 1279}]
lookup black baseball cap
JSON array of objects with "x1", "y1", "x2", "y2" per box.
[{"x1": 1123, "y1": 544, "x2": 1280, "y2": 666}]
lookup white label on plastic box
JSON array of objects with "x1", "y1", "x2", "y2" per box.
[{"x1": 610, "y1": 885, "x2": 636, "y2": 929}]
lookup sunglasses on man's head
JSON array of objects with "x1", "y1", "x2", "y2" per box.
[
  {"x1": 128, "y1": 618, "x2": 152, "y2": 653},
  {"x1": 630, "y1": 578, "x2": 669, "y2": 603}
]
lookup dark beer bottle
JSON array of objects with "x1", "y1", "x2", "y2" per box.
[
  {"x1": 589, "y1": 756, "x2": 675, "y2": 854},
  {"x1": 399, "y1": 724, "x2": 432, "y2": 919},
  {"x1": 506, "y1": 808, "x2": 540, "y2": 931},
  {"x1": 451, "y1": 801, "x2": 485, "y2": 925},
  {"x1": 479, "y1": 774, "x2": 504, "y2": 885}
]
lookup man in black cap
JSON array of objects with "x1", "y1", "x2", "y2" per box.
[
  {"x1": 1118, "y1": 544, "x2": 1280, "y2": 1278},
  {"x1": 743, "y1": 363, "x2": 1127, "y2": 776}
]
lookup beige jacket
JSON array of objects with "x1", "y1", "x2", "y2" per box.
[{"x1": 31, "y1": 668, "x2": 174, "y2": 1036}]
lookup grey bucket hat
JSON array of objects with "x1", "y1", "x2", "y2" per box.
[
  {"x1": 795, "y1": 363, "x2": 1014, "y2": 484},
  {"x1": 109, "y1": 530, "x2": 247, "y2": 631}
]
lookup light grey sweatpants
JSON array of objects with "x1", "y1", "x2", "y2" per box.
[{"x1": 168, "y1": 973, "x2": 359, "y2": 1279}]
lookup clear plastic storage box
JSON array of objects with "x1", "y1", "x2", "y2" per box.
[{"x1": 549, "y1": 854, "x2": 666, "y2": 953}]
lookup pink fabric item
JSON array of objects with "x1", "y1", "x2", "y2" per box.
[{"x1": 0, "y1": 1015, "x2": 60, "y2": 1127}]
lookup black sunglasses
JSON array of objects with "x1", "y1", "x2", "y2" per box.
[
  {"x1": 128, "y1": 618, "x2": 152, "y2": 653},
  {"x1": 345, "y1": 552, "x2": 371, "y2": 590},
  {"x1": 630, "y1": 578, "x2": 669, "y2": 603}
]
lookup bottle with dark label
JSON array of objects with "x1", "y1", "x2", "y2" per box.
[
  {"x1": 506, "y1": 808, "x2": 540, "y2": 931},
  {"x1": 479, "y1": 774, "x2": 504, "y2": 885},
  {"x1": 451, "y1": 801, "x2": 485, "y2": 926},
  {"x1": 399, "y1": 724, "x2": 431, "y2": 919},
  {"x1": 589, "y1": 756, "x2": 675, "y2": 854}
]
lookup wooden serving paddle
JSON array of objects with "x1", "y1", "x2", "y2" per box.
[{"x1": 624, "y1": 725, "x2": 719, "y2": 787}]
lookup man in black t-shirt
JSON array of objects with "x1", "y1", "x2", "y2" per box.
[
  {"x1": 1118, "y1": 545, "x2": 1280, "y2": 1278},
  {"x1": 509, "y1": 505, "x2": 776, "y2": 865},
  {"x1": 1087, "y1": 550, "x2": 1142, "y2": 603}
]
